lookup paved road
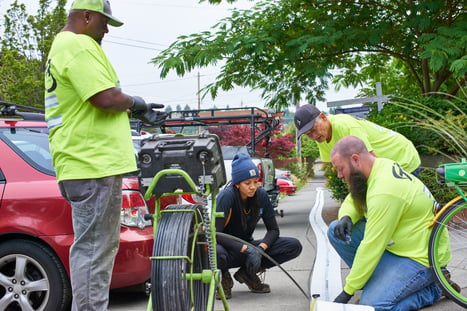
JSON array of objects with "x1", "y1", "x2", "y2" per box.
[{"x1": 108, "y1": 170, "x2": 463, "y2": 311}]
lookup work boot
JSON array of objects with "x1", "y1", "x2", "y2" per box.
[
  {"x1": 216, "y1": 271, "x2": 233, "y2": 300},
  {"x1": 441, "y1": 269, "x2": 461, "y2": 298},
  {"x1": 234, "y1": 268, "x2": 271, "y2": 293}
]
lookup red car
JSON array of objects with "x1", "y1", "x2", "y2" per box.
[
  {"x1": 0, "y1": 105, "x2": 170, "y2": 310},
  {"x1": 277, "y1": 177, "x2": 297, "y2": 195}
]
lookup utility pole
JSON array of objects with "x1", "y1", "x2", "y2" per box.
[
  {"x1": 295, "y1": 96, "x2": 301, "y2": 164},
  {"x1": 197, "y1": 72, "x2": 201, "y2": 111},
  {"x1": 197, "y1": 72, "x2": 201, "y2": 134}
]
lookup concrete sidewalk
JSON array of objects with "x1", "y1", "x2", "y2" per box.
[
  {"x1": 214, "y1": 176, "x2": 317, "y2": 310},
  {"x1": 214, "y1": 169, "x2": 464, "y2": 311}
]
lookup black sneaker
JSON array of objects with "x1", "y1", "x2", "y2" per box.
[{"x1": 234, "y1": 268, "x2": 270, "y2": 293}]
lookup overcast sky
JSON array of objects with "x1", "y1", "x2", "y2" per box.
[{"x1": 0, "y1": 0, "x2": 359, "y2": 111}]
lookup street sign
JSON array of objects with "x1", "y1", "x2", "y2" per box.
[
  {"x1": 334, "y1": 106, "x2": 370, "y2": 114},
  {"x1": 334, "y1": 106, "x2": 370, "y2": 119}
]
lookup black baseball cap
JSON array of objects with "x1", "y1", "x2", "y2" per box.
[{"x1": 294, "y1": 104, "x2": 321, "y2": 138}]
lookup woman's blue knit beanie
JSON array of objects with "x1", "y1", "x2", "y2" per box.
[{"x1": 231, "y1": 152, "x2": 259, "y2": 185}]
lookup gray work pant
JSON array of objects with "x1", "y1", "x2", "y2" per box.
[{"x1": 59, "y1": 176, "x2": 122, "y2": 311}]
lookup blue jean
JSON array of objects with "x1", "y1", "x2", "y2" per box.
[
  {"x1": 411, "y1": 166, "x2": 421, "y2": 178},
  {"x1": 327, "y1": 219, "x2": 441, "y2": 311},
  {"x1": 59, "y1": 176, "x2": 123, "y2": 311},
  {"x1": 217, "y1": 237, "x2": 302, "y2": 272}
]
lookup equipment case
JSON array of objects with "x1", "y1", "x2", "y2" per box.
[{"x1": 139, "y1": 133, "x2": 226, "y2": 194}]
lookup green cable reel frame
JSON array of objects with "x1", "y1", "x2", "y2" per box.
[{"x1": 143, "y1": 168, "x2": 229, "y2": 311}]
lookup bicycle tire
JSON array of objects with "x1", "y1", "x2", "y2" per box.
[
  {"x1": 151, "y1": 204, "x2": 210, "y2": 311},
  {"x1": 428, "y1": 197, "x2": 467, "y2": 308}
]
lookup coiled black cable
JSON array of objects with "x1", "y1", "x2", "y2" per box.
[
  {"x1": 150, "y1": 205, "x2": 309, "y2": 311},
  {"x1": 151, "y1": 204, "x2": 210, "y2": 311},
  {"x1": 216, "y1": 232, "x2": 310, "y2": 300}
]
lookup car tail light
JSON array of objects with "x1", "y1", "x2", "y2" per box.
[{"x1": 121, "y1": 190, "x2": 152, "y2": 229}]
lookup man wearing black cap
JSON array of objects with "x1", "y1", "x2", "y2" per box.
[
  {"x1": 215, "y1": 153, "x2": 302, "y2": 299},
  {"x1": 44, "y1": 1, "x2": 158, "y2": 310},
  {"x1": 294, "y1": 104, "x2": 421, "y2": 175},
  {"x1": 294, "y1": 104, "x2": 423, "y2": 240}
]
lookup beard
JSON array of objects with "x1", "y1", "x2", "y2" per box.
[{"x1": 348, "y1": 168, "x2": 368, "y2": 213}]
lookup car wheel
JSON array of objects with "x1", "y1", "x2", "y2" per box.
[{"x1": 0, "y1": 239, "x2": 71, "y2": 311}]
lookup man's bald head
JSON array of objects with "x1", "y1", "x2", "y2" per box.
[{"x1": 331, "y1": 136, "x2": 368, "y2": 158}]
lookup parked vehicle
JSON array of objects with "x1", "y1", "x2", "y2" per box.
[
  {"x1": 277, "y1": 178, "x2": 297, "y2": 195},
  {"x1": 151, "y1": 107, "x2": 282, "y2": 210},
  {"x1": 222, "y1": 145, "x2": 277, "y2": 199},
  {"x1": 276, "y1": 169, "x2": 293, "y2": 181},
  {"x1": 0, "y1": 102, "x2": 164, "y2": 310}
]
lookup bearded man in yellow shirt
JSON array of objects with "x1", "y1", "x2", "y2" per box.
[{"x1": 327, "y1": 136, "x2": 454, "y2": 310}]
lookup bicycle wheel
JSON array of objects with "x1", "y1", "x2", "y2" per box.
[
  {"x1": 151, "y1": 204, "x2": 211, "y2": 311},
  {"x1": 428, "y1": 197, "x2": 467, "y2": 308}
]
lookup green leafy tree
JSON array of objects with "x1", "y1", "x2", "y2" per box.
[
  {"x1": 0, "y1": 0, "x2": 66, "y2": 107},
  {"x1": 153, "y1": 0, "x2": 466, "y2": 111},
  {"x1": 0, "y1": 49, "x2": 42, "y2": 105},
  {"x1": 334, "y1": 57, "x2": 421, "y2": 99},
  {"x1": 300, "y1": 135, "x2": 320, "y2": 164},
  {"x1": 323, "y1": 163, "x2": 349, "y2": 203}
]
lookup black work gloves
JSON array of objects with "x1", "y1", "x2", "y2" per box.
[
  {"x1": 244, "y1": 246, "x2": 262, "y2": 275},
  {"x1": 334, "y1": 216, "x2": 353, "y2": 242},
  {"x1": 130, "y1": 96, "x2": 167, "y2": 125},
  {"x1": 334, "y1": 290, "x2": 353, "y2": 304},
  {"x1": 130, "y1": 96, "x2": 151, "y2": 113}
]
